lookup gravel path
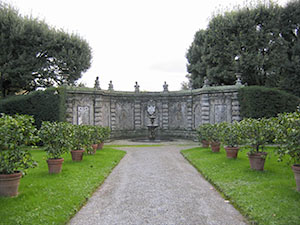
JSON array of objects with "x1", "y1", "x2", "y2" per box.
[{"x1": 69, "y1": 140, "x2": 247, "y2": 225}]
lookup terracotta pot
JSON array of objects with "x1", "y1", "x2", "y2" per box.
[
  {"x1": 0, "y1": 172, "x2": 22, "y2": 197},
  {"x1": 291, "y1": 164, "x2": 300, "y2": 192},
  {"x1": 248, "y1": 152, "x2": 267, "y2": 171},
  {"x1": 210, "y1": 142, "x2": 220, "y2": 152},
  {"x1": 97, "y1": 142, "x2": 104, "y2": 150},
  {"x1": 47, "y1": 158, "x2": 64, "y2": 174},
  {"x1": 71, "y1": 149, "x2": 85, "y2": 161},
  {"x1": 201, "y1": 140, "x2": 209, "y2": 148},
  {"x1": 224, "y1": 146, "x2": 239, "y2": 159}
]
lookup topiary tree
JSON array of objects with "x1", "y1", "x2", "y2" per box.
[{"x1": 0, "y1": 3, "x2": 92, "y2": 97}]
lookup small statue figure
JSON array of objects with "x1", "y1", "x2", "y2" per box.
[
  {"x1": 108, "y1": 80, "x2": 114, "y2": 91},
  {"x1": 203, "y1": 77, "x2": 210, "y2": 88},
  {"x1": 235, "y1": 73, "x2": 242, "y2": 86},
  {"x1": 163, "y1": 81, "x2": 169, "y2": 92},
  {"x1": 94, "y1": 76, "x2": 100, "y2": 90},
  {"x1": 134, "y1": 81, "x2": 140, "y2": 93}
]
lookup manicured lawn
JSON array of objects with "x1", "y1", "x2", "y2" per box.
[
  {"x1": 0, "y1": 147, "x2": 126, "y2": 225},
  {"x1": 181, "y1": 146, "x2": 300, "y2": 225}
]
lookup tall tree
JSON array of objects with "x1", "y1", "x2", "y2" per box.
[
  {"x1": 186, "y1": 30, "x2": 207, "y2": 89},
  {"x1": 0, "y1": 3, "x2": 92, "y2": 97},
  {"x1": 279, "y1": 0, "x2": 300, "y2": 97},
  {"x1": 186, "y1": 1, "x2": 288, "y2": 90}
]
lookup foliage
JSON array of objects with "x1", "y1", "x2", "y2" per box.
[
  {"x1": 197, "y1": 123, "x2": 211, "y2": 142},
  {"x1": 186, "y1": 0, "x2": 300, "y2": 97},
  {"x1": 0, "y1": 147, "x2": 125, "y2": 224},
  {"x1": 0, "y1": 3, "x2": 92, "y2": 97},
  {"x1": 279, "y1": 0, "x2": 300, "y2": 97},
  {"x1": 197, "y1": 123, "x2": 222, "y2": 143},
  {"x1": 0, "y1": 87, "x2": 67, "y2": 127},
  {"x1": 100, "y1": 126, "x2": 111, "y2": 142},
  {"x1": 39, "y1": 121, "x2": 72, "y2": 159},
  {"x1": 238, "y1": 86, "x2": 300, "y2": 119},
  {"x1": 239, "y1": 117, "x2": 274, "y2": 153},
  {"x1": 69, "y1": 124, "x2": 91, "y2": 150},
  {"x1": 0, "y1": 114, "x2": 38, "y2": 174},
  {"x1": 220, "y1": 121, "x2": 243, "y2": 147},
  {"x1": 182, "y1": 147, "x2": 300, "y2": 225},
  {"x1": 274, "y1": 110, "x2": 300, "y2": 164}
]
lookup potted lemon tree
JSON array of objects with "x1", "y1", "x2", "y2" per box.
[
  {"x1": 70, "y1": 124, "x2": 90, "y2": 160},
  {"x1": 39, "y1": 121, "x2": 72, "y2": 174},
  {"x1": 197, "y1": 124, "x2": 210, "y2": 148},
  {"x1": 221, "y1": 121, "x2": 243, "y2": 159},
  {"x1": 97, "y1": 127, "x2": 110, "y2": 150},
  {"x1": 239, "y1": 117, "x2": 274, "y2": 171},
  {"x1": 207, "y1": 123, "x2": 222, "y2": 152},
  {"x1": 0, "y1": 114, "x2": 39, "y2": 197},
  {"x1": 274, "y1": 111, "x2": 300, "y2": 191}
]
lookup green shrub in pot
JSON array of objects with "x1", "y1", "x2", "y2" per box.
[{"x1": 0, "y1": 114, "x2": 39, "y2": 196}]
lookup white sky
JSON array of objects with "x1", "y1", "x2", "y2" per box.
[{"x1": 3, "y1": 0, "x2": 290, "y2": 91}]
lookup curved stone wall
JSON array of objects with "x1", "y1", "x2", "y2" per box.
[{"x1": 65, "y1": 85, "x2": 242, "y2": 139}]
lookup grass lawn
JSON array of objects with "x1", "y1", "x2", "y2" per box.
[
  {"x1": 0, "y1": 146, "x2": 126, "y2": 225},
  {"x1": 181, "y1": 146, "x2": 300, "y2": 225}
]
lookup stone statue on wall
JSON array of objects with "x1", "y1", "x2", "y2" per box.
[
  {"x1": 203, "y1": 77, "x2": 210, "y2": 88},
  {"x1": 163, "y1": 81, "x2": 169, "y2": 92},
  {"x1": 108, "y1": 80, "x2": 114, "y2": 91},
  {"x1": 134, "y1": 81, "x2": 140, "y2": 93},
  {"x1": 94, "y1": 76, "x2": 100, "y2": 90}
]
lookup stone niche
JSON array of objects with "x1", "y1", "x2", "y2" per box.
[{"x1": 65, "y1": 85, "x2": 242, "y2": 139}]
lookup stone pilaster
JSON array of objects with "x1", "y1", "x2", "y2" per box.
[
  {"x1": 65, "y1": 95, "x2": 74, "y2": 124},
  {"x1": 110, "y1": 99, "x2": 116, "y2": 130},
  {"x1": 94, "y1": 95, "x2": 102, "y2": 126},
  {"x1": 134, "y1": 99, "x2": 142, "y2": 129},
  {"x1": 201, "y1": 94, "x2": 210, "y2": 124},
  {"x1": 231, "y1": 92, "x2": 241, "y2": 121},
  {"x1": 162, "y1": 99, "x2": 169, "y2": 130},
  {"x1": 187, "y1": 96, "x2": 193, "y2": 130}
]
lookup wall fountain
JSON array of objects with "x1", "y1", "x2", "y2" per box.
[{"x1": 146, "y1": 100, "x2": 158, "y2": 141}]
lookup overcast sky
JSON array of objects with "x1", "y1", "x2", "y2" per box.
[{"x1": 3, "y1": 0, "x2": 290, "y2": 91}]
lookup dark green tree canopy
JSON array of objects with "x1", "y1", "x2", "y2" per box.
[
  {"x1": 186, "y1": 0, "x2": 300, "y2": 97},
  {"x1": 0, "y1": 3, "x2": 92, "y2": 97}
]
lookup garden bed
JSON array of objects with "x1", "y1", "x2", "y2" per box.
[
  {"x1": 182, "y1": 146, "x2": 300, "y2": 225},
  {"x1": 0, "y1": 146, "x2": 125, "y2": 225}
]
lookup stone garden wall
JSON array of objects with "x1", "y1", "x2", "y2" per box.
[{"x1": 65, "y1": 85, "x2": 241, "y2": 139}]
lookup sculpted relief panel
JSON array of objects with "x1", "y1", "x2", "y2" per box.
[
  {"x1": 169, "y1": 101, "x2": 188, "y2": 129},
  {"x1": 194, "y1": 104, "x2": 202, "y2": 128},
  {"x1": 115, "y1": 101, "x2": 134, "y2": 130},
  {"x1": 77, "y1": 106, "x2": 90, "y2": 125},
  {"x1": 101, "y1": 101, "x2": 110, "y2": 127}
]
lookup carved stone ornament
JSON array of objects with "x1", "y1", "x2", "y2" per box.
[{"x1": 147, "y1": 100, "x2": 156, "y2": 116}]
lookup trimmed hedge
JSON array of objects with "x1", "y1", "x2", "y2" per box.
[
  {"x1": 238, "y1": 86, "x2": 300, "y2": 119},
  {"x1": 0, "y1": 87, "x2": 66, "y2": 127}
]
